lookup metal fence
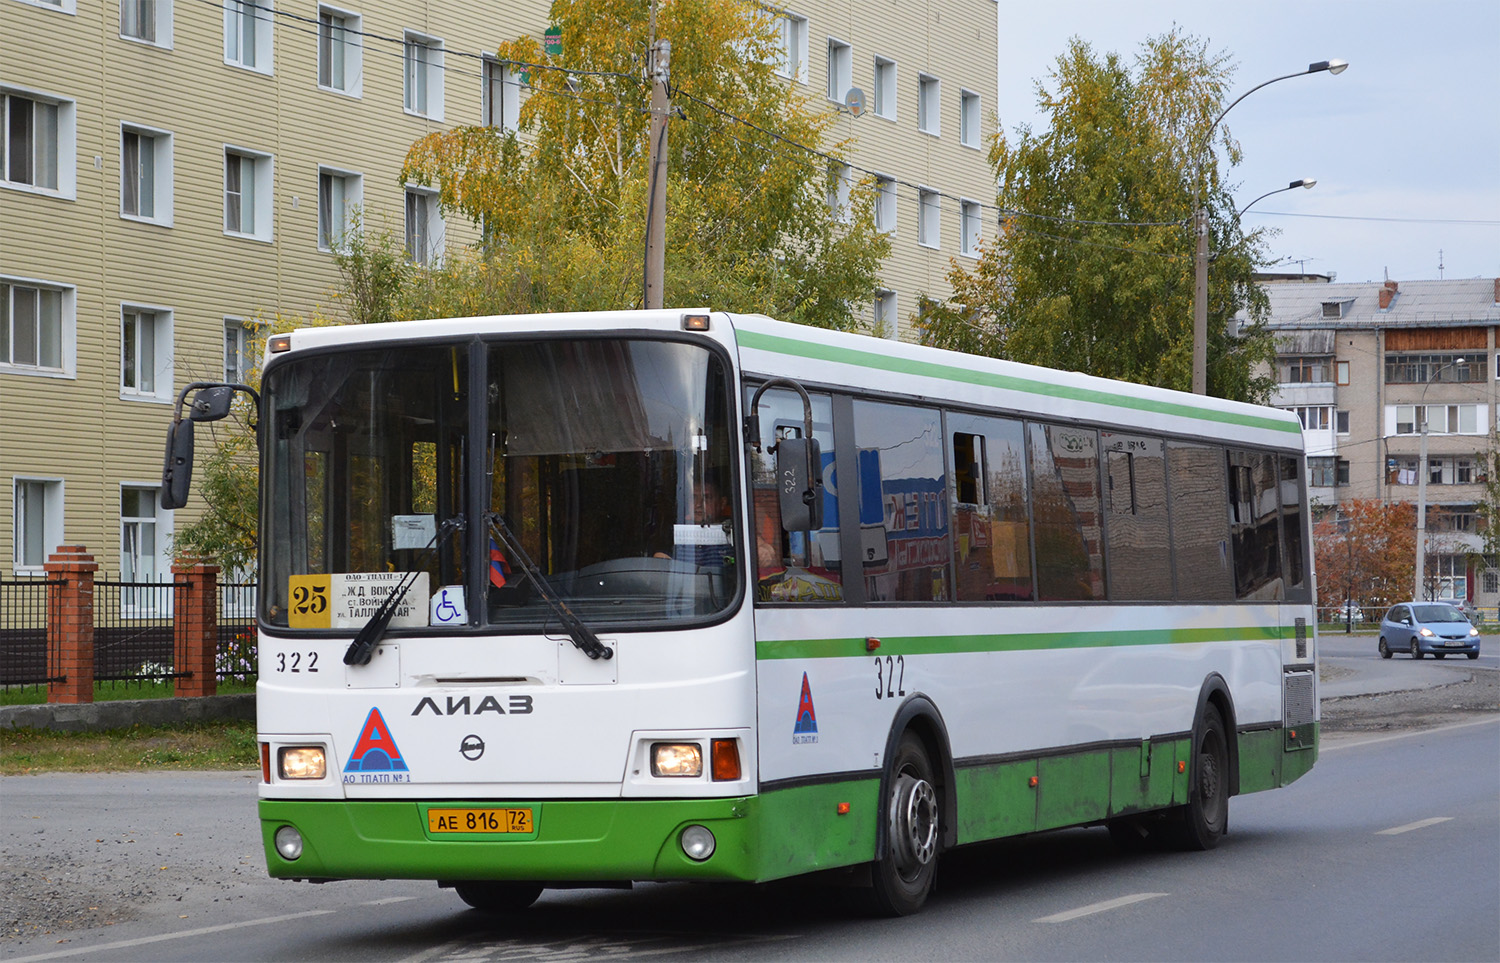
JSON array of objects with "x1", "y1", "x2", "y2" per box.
[
  {"x1": 0, "y1": 576, "x2": 60, "y2": 688},
  {"x1": 0, "y1": 577, "x2": 258, "y2": 692}
]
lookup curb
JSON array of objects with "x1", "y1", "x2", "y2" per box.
[{"x1": 0, "y1": 694, "x2": 255, "y2": 733}]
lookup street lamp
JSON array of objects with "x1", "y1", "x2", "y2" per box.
[
  {"x1": 1191, "y1": 59, "x2": 1348, "y2": 395},
  {"x1": 1415, "y1": 357, "x2": 1466, "y2": 600},
  {"x1": 1236, "y1": 178, "x2": 1316, "y2": 220}
]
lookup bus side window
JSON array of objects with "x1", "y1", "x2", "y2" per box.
[
  {"x1": 1027, "y1": 422, "x2": 1105, "y2": 602},
  {"x1": 1279, "y1": 455, "x2": 1307, "y2": 593},
  {"x1": 1167, "y1": 442, "x2": 1234, "y2": 601},
  {"x1": 953, "y1": 432, "x2": 985, "y2": 506},
  {"x1": 949, "y1": 413, "x2": 1032, "y2": 603},
  {"x1": 854, "y1": 400, "x2": 949, "y2": 603},
  {"x1": 749, "y1": 388, "x2": 841, "y2": 604},
  {"x1": 1229, "y1": 449, "x2": 1284, "y2": 600},
  {"x1": 1102, "y1": 433, "x2": 1172, "y2": 601}
]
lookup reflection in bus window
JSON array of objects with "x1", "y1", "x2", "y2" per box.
[
  {"x1": 1102, "y1": 433, "x2": 1172, "y2": 600},
  {"x1": 749, "y1": 388, "x2": 840, "y2": 603},
  {"x1": 1229, "y1": 449, "x2": 1284, "y2": 600},
  {"x1": 949, "y1": 413, "x2": 1032, "y2": 602},
  {"x1": 1168, "y1": 443, "x2": 1233, "y2": 600},
  {"x1": 854, "y1": 401, "x2": 949, "y2": 602},
  {"x1": 1027, "y1": 423, "x2": 1104, "y2": 601},
  {"x1": 1279, "y1": 455, "x2": 1306, "y2": 591}
]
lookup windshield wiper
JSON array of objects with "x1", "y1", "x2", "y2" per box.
[
  {"x1": 343, "y1": 515, "x2": 465, "y2": 666},
  {"x1": 485, "y1": 513, "x2": 613, "y2": 661}
]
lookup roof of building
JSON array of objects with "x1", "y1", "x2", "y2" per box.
[{"x1": 1248, "y1": 277, "x2": 1500, "y2": 330}]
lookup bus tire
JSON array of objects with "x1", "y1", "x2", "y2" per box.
[
  {"x1": 866, "y1": 732, "x2": 941, "y2": 916},
  {"x1": 453, "y1": 881, "x2": 544, "y2": 913},
  {"x1": 1165, "y1": 704, "x2": 1229, "y2": 851}
]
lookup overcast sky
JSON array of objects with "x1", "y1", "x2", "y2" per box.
[{"x1": 993, "y1": 0, "x2": 1500, "y2": 284}]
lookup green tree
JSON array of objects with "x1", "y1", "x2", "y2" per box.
[
  {"x1": 920, "y1": 30, "x2": 1276, "y2": 403},
  {"x1": 399, "y1": 0, "x2": 888, "y2": 329}
]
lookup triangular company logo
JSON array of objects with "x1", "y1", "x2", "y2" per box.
[
  {"x1": 345, "y1": 707, "x2": 409, "y2": 773},
  {"x1": 793, "y1": 672, "x2": 818, "y2": 744}
]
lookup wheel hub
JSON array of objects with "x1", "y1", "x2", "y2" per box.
[{"x1": 890, "y1": 772, "x2": 938, "y2": 873}]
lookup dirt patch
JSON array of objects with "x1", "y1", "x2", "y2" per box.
[{"x1": 1321, "y1": 669, "x2": 1499, "y2": 732}]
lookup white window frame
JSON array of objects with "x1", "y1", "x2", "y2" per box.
[
  {"x1": 120, "y1": 0, "x2": 171, "y2": 47},
  {"x1": 918, "y1": 187, "x2": 940, "y2": 249},
  {"x1": 403, "y1": 30, "x2": 445, "y2": 120},
  {"x1": 774, "y1": 13, "x2": 808, "y2": 85},
  {"x1": 873, "y1": 56, "x2": 896, "y2": 120},
  {"x1": 120, "y1": 483, "x2": 172, "y2": 614},
  {"x1": 874, "y1": 289, "x2": 897, "y2": 340},
  {"x1": 14, "y1": 0, "x2": 75, "y2": 14},
  {"x1": 918, "y1": 73, "x2": 940, "y2": 136},
  {"x1": 13, "y1": 477, "x2": 64, "y2": 573},
  {"x1": 483, "y1": 56, "x2": 519, "y2": 132},
  {"x1": 317, "y1": 165, "x2": 362, "y2": 252},
  {"x1": 1387, "y1": 403, "x2": 1487, "y2": 437},
  {"x1": 224, "y1": 0, "x2": 273, "y2": 74},
  {"x1": 119, "y1": 303, "x2": 173, "y2": 403},
  {"x1": 1, "y1": 86, "x2": 77, "y2": 199},
  {"x1": 1, "y1": 275, "x2": 75, "y2": 378},
  {"x1": 960, "y1": 89, "x2": 980, "y2": 148},
  {"x1": 874, "y1": 174, "x2": 896, "y2": 234},
  {"x1": 405, "y1": 186, "x2": 444, "y2": 266},
  {"x1": 120, "y1": 123, "x2": 173, "y2": 226},
  {"x1": 960, "y1": 199, "x2": 981, "y2": 257},
  {"x1": 317, "y1": 5, "x2": 362, "y2": 97},
  {"x1": 223, "y1": 145, "x2": 273, "y2": 241},
  {"x1": 826, "y1": 162, "x2": 851, "y2": 223},
  {"x1": 826, "y1": 37, "x2": 852, "y2": 104},
  {"x1": 224, "y1": 318, "x2": 254, "y2": 383}
]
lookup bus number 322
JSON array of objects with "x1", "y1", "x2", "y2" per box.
[{"x1": 875, "y1": 655, "x2": 905, "y2": 700}]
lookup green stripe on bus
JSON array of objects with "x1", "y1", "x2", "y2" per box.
[
  {"x1": 737, "y1": 329, "x2": 1300, "y2": 435},
  {"x1": 756, "y1": 624, "x2": 1285, "y2": 661}
]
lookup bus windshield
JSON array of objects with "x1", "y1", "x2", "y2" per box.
[{"x1": 259, "y1": 338, "x2": 740, "y2": 630}]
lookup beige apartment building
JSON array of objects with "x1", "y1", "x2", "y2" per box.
[
  {"x1": 1259, "y1": 276, "x2": 1500, "y2": 608},
  {"x1": 1, "y1": 0, "x2": 1000, "y2": 582}
]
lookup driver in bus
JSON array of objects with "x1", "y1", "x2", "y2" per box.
[{"x1": 655, "y1": 476, "x2": 732, "y2": 570}]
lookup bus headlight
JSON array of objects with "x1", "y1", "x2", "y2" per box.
[
  {"x1": 680, "y1": 825, "x2": 716, "y2": 861},
  {"x1": 651, "y1": 743, "x2": 702, "y2": 777},
  {"x1": 274, "y1": 826, "x2": 303, "y2": 860},
  {"x1": 279, "y1": 747, "x2": 327, "y2": 780}
]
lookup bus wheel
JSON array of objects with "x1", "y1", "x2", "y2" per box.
[
  {"x1": 453, "y1": 881, "x2": 544, "y2": 913},
  {"x1": 1166, "y1": 704, "x2": 1229, "y2": 851},
  {"x1": 868, "y1": 732, "x2": 940, "y2": 916}
]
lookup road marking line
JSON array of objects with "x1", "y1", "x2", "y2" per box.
[
  {"x1": 7, "y1": 909, "x2": 337, "y2": 963},
  {"x1": 1377, "y1": 816, "x2": 1454, "y2": 836},
  {"x1": 365, "y1": 895, "x2": 419, "y2": 905},
  {"x1": 1321, "y1": 715, "x2": 1500, "y2": 752},
  {"x1": 1034, "y1": 892, "x2": 1167, "y2": 923}
]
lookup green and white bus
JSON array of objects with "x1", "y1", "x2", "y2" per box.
[{"x1": 162, "y1": 309, "x2": 1318, "y2": 916}]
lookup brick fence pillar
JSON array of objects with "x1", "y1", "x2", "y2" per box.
[
  {"x1": 45, "y1": 546, "x2": 98, "y2": 704},
  {"x1": 173, "y1": 560, "x2": 221, "y2": 698}
]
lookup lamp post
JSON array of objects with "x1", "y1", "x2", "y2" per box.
[
  {"x1": 1415, "y1": 357, "x2": 1466, "y2": 600},
  {"x1": 1191, "y1": 60, "x2": 1347, "y2": 395},
  {"x1": 1236, "y1": 178, "x2": 1316, "y2": 220}
]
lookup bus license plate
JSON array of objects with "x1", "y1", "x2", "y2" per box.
[{"x1": 428, "y1": 808, "x2": 533, "y2": 834}]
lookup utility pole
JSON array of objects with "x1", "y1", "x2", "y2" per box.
[{"x1": 643, "y1": 35, "x2": 671, "y2": 310}]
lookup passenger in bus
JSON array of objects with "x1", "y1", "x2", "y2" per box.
[{"x1": 655, "y1": 477, "x2": 733, "y2": 570}]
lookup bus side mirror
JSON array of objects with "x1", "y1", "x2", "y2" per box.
[
  {"x1": 189, "y1": 385, "x2": 236, "y2": 422},
  {"x1": 160, "y1": 419, "x2": 194, "y2": 510},
  {"x1": 776, "y1": 437, "x2": 823, "y2": 533}
]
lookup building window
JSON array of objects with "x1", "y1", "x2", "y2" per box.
[
  {"x1": 224, "y1": 319, "x2": 253, "y2": 382},
  {"x1": 121, "y1": 305, "x2": 171, "y2": 401},
  {"x1": 1336, "y1": 360, "x2": 1350, "y2": 385},
  {"x1": 121, "y1": 125, "x2": 172, "y2": 224},
  {"x1": 918, "y1": 188, "x2": 939, "y2": 248},
  {"x1": 121, "y1": 0, "x2": 171, "y2": 46},
  {"x1": 1432, "y1": 555, "x2": 1466, "y2": 602},
  {"x1": 224, "y1": 147, "x2": 272, "y2": 240},
  {"x1": 403, "y1": 31, "x2": 444, "y2": 118},
  {"x1": 774, "y1": 14, "x2": 808, "y2": 84},
  {"x1": 1, "y1": 279, "x2": 69, "y2": 373},
  {"x1": 405, "y1": 187, "x2": 442, "y2": 265},
  {"x1": 318, "y1": 6, "x2": 362, "y2": 95},
  {"x1": 1384, "y1": 352, "x2": 1485, "y2": 384},
  {"x1": 318, "y1": 167, "x2": 361, "y2": 251},
  {"x1": 1484, "y1": 569, "x2": 1497, "y2": 595},
  {"x1": 121, "y1": 486, "x2": 169, "y2": 611},
  {"x1": 1306, "y1": 456, "x2": 1348, "y2": 488},
  {"x1": 918, "y1": 74, "x2": 940, "y2": 135},
  {"x1": 483, "y1": 57, "x2": 518, "y2": 131},
  {"x1": 960, "y1": 89, "x2": 980, "y2": 147},
  {"x1": 224, "y1": 0, "x2": 272, "y2": 72},
  {"x1": 13, "y1": 478, "x2": 63, "y2": 572},
  {"x1": 17, "y1": 0, "x2": 76, "y2": 13},
  {"x1": 826, "y1": 38, "x2": 851, "y2": 103},
  {"x1": 1289, "y1": 405, "x2": 1332, "y2": 431},
  {"x1": 826, "y1": 162, "x2": 851, "y2": 222},
  {"x1": 960, "y1": 199, "x2": 980, "y2": 256},
  {"x1": 1280, "y1": 355, "x2": 1333, "y2": 384},
  {"x1": 873, "y1": 56, "x2": 896, "y2": 120},
  {"x1": 1320, "y1": 300, "x2": 1350, "y2": 319},
  {"x1": 1336, "y1": 409, "x2": 1350, "y2": 435},
  {"x1": 874, "y1": 175, "x2": 896, "y2": 233},
  {"x1": 874, "y1": 289, "x2": 897, "y2": 339},
  {"x1": 1390, "y1": 404, "x2": 1483, "y2": 436},
  {"x1": 3, "y1": 89, "x2": 75, "y2": 197}
]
